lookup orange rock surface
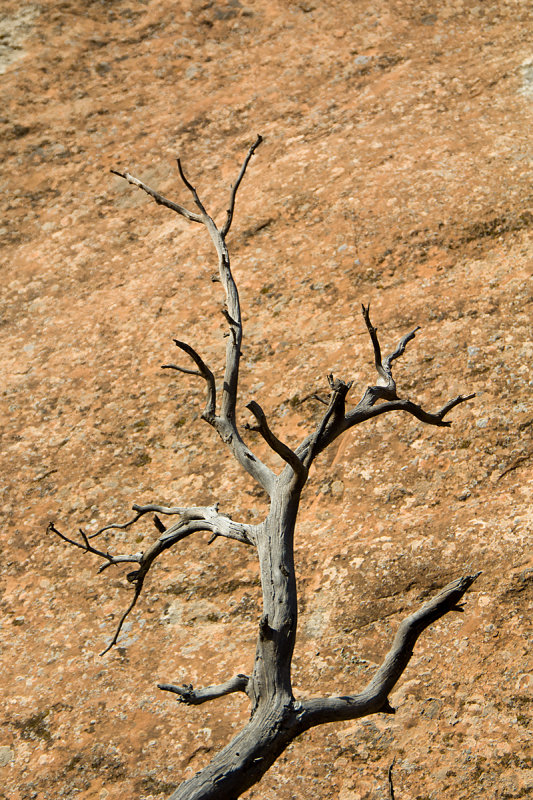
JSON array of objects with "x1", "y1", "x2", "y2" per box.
[{"x1": 1, "y1": 1, "x2": 531, "y2": 798}]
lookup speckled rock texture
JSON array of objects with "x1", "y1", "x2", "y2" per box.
[{"x1": 1, "y1": 1, "x2": 531, "y2": 799}]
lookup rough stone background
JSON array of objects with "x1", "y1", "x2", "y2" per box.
[{"x1": 1, "y1": 1, "x2": 532, "y2": 799}]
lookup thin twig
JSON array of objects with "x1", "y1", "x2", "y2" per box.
[
  {"x1": 222, "y1": 134, "x2": 263, "y2": 237},
  {"x1": 100, "y1": 584, "x2": 143, "y2": 656},
  {"x1": 388, "y1": 758, "x2": 396, "y2": 800},
  {"x1": 87, "y1": 510, "x2": 148, "y2": 539},
  {"x1": 177, "y1": 158, "x2": 207, "y2": 216},
  {"x1": 110, "y1": 170, "x2": 203, "y2": 223},
  {"x1": 498, "y1": 450, "x2": 533, "y2": 480},
  {"x1": 162, "y1": 339, "x2": 217, "y2": 419}
]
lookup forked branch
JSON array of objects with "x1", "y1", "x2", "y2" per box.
[
  {"x1": 111, "y1": 138, "x2": 276, "y2": 496},
  {"x1": 110, "y1": 169, "x2": 203, "y2": 224},
  {"x1": 162, "y1": 339, "x2": 216, "y2": 420},
  {"x1": 162, "y1": 573, "x2": 479, "y2": 800},
  {"x1": 296, "y1": 306, "x2": 475, "y2": 467},
  {"x1": 49, "y1": 504, "x2": 256, "y2": 655},
  {"x1": 362, "y1": 302, "x2": 420, "y2": 396}
]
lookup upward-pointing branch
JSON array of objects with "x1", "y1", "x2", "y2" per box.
[
  {"x1": 112, "y1": 139, "x2": 275, "y2": 494},
  {"x1": 298, "y1": 572, "x2": 481, "y2": 729},
  {"x1": 222, "y1": 134, "x2": 263, "y2": 237},
  {"x1": 172, "y1": 149, "x2": 243, "y2": 427},
  {"x1": 295, "y1": 306, "x2": 475, "y2": 467},
  {"x1": 362, "y1": 302, "x2": 420, "y2": 397}
]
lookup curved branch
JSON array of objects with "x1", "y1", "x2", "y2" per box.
[
  {"x1": 344, "y1": 393, "x2": 476, "y2": 429},
  {"x1": 158, "y1": 674, "x2": 250, "y2": 705},
  {"x1": 86, "y1": 510, "x2": 148, "y2": 540},
  {"x1": 297, "y1": 572, "x2": 480, "y2": 729},
  {"x1": 361, "y1": 303, "x2": 388, "y2": 385},
  {"x1": 245, "y1": 400, "x2": 307, "y2": 483},
  {"x1": 157, "y1": 510, "x2": 256, "y2": 547},
  {"x1": 386, "y1": 326, "x2": 421, "y2": 372},
  {"x1": 98, "y1": 520, "x2": 238, "y2": 655},
  {"x1": 100, "y1": 584, "x2": 143, "y2": 656},
  {"x1": 214, "y1": 420, "x2": 277, "y2": 496},
  {"x1": 98, "y1": 515, "x2": 255, "y2": 654},
  {"x1": 48, "y1": 521, "x2": 145, "y2": 655},
  {"x1": 222, "y1": 134, "x2": 263, "y2": 237},
  {"x1": 162, "y1": 338, "x2": 216, "y2": 420},
  {"x1": 97, "y1": 554, "x2": 144, "y2": 573},
  {"x1": 176, "y1": 157, "x2": 209, "y2": 216},
  {"x1": 50, "y1": 503, "x2": 258, "y2": 656},
  {"x1": 162, "y1": 363, "x2": 201, "y2": 376}
]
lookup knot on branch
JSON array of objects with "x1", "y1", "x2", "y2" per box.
[{"x1": 259, "y1": 614, "x2": 274, "y2": 641}]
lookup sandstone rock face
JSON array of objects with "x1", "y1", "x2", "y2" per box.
[{"x1": 1, "y1": 1, "x2": 531, "y2": 799}]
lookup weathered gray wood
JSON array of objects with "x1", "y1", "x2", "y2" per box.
[{"x1": 52, "y1": 139, "x2": 479, "y2": 799}]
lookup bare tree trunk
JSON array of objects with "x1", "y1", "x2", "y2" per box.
[
  {"x1": 170, "y1": 705, "x2": 300, "y2": 800},
  {"x1": 50, "y1": 138, "x2": 478, "y2": 800}
]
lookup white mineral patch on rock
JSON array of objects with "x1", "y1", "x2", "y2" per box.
[
  {"x1": 0, "y1": 746, "x2": 14, "y2": 767},
  {"x1": 0, "y1": 7, "x2": 39, "y2": 75}
]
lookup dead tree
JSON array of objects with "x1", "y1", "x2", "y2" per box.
[{"x1": 50, "y1": 137, "x2": 478, "y2": 800}]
